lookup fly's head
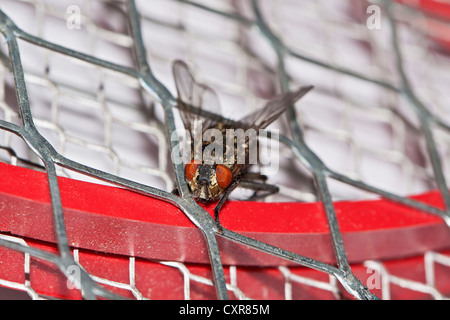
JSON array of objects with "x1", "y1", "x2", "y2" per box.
[{"x1": 185, "y1": 159, "x2": 233, "y2": 202}]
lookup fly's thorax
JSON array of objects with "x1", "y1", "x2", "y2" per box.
[{"x1": 207, "y1": 131, "x2": 251, "y2": 166}]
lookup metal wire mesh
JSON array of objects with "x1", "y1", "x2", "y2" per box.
[
  {"x1": 1, "y1": 232, "x2": 449, "y2": 300},
  {"x1": 0, "y1": 0, "x2": 449, "y2": 300}
]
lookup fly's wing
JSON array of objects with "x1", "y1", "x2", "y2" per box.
[
  {"x1": 239, "y1": 85, "x2": 313, "y2": 130},
  {"x1": 172, "y1": 60, "x2": 222, "y2": 134},
  {"x1": 230, "y1": 86, "x2": 313, "y2": 176}
]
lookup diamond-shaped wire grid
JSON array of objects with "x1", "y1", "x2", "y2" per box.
[{"x1": 0, "y1": 0, "x2": 449, "y2": 300}]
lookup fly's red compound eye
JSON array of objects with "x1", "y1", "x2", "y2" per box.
[
  {"x1": 216, "y1": 165, "x2": 232, "y2": 189},
  {"x1": 185, "y1": 160, "x2": 200, "y2": 181}
]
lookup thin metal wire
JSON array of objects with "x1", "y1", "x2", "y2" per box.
[{"x1": 0, "y1": 0, "x2": 448, "y2": 300}]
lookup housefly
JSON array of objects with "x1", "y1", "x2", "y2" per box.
[{"x1": 172, "y1": 60, "x2": 313, "y2": 226}]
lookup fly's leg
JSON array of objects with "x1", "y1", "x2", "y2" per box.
[
  {"x1": 241, "y1": 171, "x2": 268, "y2": 181},
  {"x1": 171, "y1": 187, "x2": 180, "y2": 196},
  {"x1": 240, "y1": 172, "x2": 278, "y2": 200},
  {"x1": 214, "y1": 178, "x2": 240, "y2": 230},
  {"x1": 238, "y1": 179, "x2": 279, "y2": 201}
]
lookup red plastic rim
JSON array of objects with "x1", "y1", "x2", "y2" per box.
[{"x1": 0, "y1": 162, "x2": 449, "y2": 267}]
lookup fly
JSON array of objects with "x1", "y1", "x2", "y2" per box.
[{"x1": 172, "y1": 60, "x2": 313, "y2": 228}]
